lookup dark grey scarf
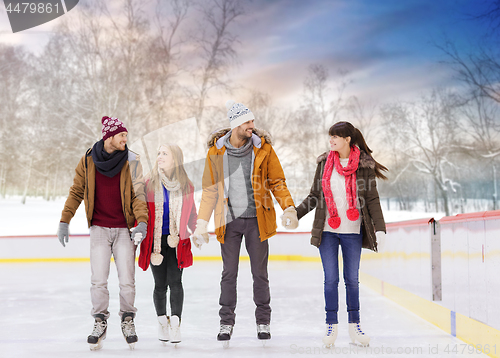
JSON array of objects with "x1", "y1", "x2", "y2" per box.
[{"x1": 91, "y1": 139, "x2": 129, "y2": 178}]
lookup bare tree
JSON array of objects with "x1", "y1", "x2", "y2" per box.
[
  {"x1": 345, "y1": 96, "x2": 379, "y2": 145},
  {"x1": 440, "y1": 41, "x2": 500, "y2": 104},
  {"x1": 300, "y1": 64, "x2": 353, "y2": 162},
  {"x1": 190, "y1": 0, "x2": 243, "y2": 130},
  {"x1": 459, "y1": 94, "x2": 500, "y2": 154},
  {"x1": 381, "y1": 90, "x2": 461, "y2": 216},
  {"x1": 472, "y1": 0, "x2": 500, "y2": 36},
  {"x1": 0, "y1": 45, "x2": 30, "y2": 197}
]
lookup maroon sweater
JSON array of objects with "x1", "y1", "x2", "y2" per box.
[{"x1": 92, "y1": 170, "x2": 128, "y2": 228}]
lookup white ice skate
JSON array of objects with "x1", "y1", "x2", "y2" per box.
[
  {"x1": 322, "y1": 323, "x2": 338, "y2": 347},
  {"x1": 217, "y1": 324, "x2": 233, "y2": 348},
  {"x1": 169, "y1": 315, "x2": 181, "y2": 345},
  {"x1": 121, "y1": 314, "x2": 138, "y2": 350},
  {"x1": 349, "y1": 322, "x2": 370, "y2": 347},
  {"x1": 158, "y1": 315, "x2": 170, "y2": 344},
  {"x1": 257, "y1": 324, "x2": 271, "y2": 346},
  {"x1": 87, "y1": 317, "x2": 107, "y2": 351}
]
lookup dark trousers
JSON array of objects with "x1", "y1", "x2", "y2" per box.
[
  {"x1": 151, "y1": 235, "x2": 184, "y2": 318},
  {"x1": 219, "y1": 217, "x2": 271, "y2": 326}
]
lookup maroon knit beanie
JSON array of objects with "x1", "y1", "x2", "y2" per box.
[{"x1": 101, "y1": 116, "x2": 127, "y2": 141}]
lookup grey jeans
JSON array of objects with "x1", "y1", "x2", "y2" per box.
[
  {"x1": 219, "y1": 217, "x2": 271, "y2": 325},
  {"x1": 89, "y1": 225, "x2": 137, "y2": 320}
]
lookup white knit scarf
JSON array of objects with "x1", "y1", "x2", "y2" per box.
[{"x1": 150, "y1": 169, "x2": 183, "y2": 266}]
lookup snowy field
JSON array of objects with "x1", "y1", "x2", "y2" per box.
[{"x1": 0, "y1": 196, "x2": 445, "y2": 236}]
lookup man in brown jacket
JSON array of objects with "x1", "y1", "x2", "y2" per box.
[
  {"x1": 191, "y1": 100, "x2": 299, "y2": 344},
  {"x1": 57, "y1": 116, "x2": 148, "y2": 351}
]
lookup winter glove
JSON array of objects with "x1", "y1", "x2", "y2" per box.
[
  {"x1": 190, "y1": 219, "x2": 209, "y2": 249},
  {"x1": 376, "y1": 231, "x2": 386, "y2": 252},
  {"x1": 130, "y1": 222, "x2": 147, "y2": 245},
  {"x1": 281, "y1": 206, "x2": 299, "y2": 229},
  {"x1": 58, "y1": 222, "x2": 69, "y2": 247}
]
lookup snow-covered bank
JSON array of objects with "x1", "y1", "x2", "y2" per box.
[{"x1": 0, "y1": 197, "x2": 445, "y2": 236}]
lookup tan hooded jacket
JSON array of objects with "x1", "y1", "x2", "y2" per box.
[
  {"x1": 198, "y1": 128, "x2": 294, "y2": 243},
  {"x1": 60, "y1": 148, "x2": 148, "y2": 228}
]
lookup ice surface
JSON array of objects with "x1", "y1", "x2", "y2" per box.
[
  {"x1": 0, "y1": 198, "x2": 474, "y2": 357},
  {"x1": 0, "y1": 260, "x2": 488, "y2": 358}
]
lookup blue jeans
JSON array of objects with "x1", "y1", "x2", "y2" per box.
[{"x1": 319, "y1": 231, "x2": 363, "y2": 324}]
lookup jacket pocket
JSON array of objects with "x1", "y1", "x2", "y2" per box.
[
  {"x1": 262, "y1": 204, "x2": 277, "y2": 235},
  {"x1": 178, "y1": 238, "x2": 193, "y2": 268}
]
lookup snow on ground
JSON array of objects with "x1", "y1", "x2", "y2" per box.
[{"x1": 0, "y1": 196, "x2": 445, "y2": 236}]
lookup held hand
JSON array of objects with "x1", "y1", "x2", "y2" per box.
[
  {"x1": 281, "y1": 206, "x2": 299, "y2": 230},
  {"x1": 130, "y1": 222, "x2": 147, "y2": 245},
  {"x1": 57, "y1": 222, "x2": 69, "y2": 247},
  {"x1": 191, "y1": 219, "x2": 209, "y2": 249},
  {"x1": 376, "y1": 231, "x2": 386, "y2": 252},
  {"x1": 190, "y1": 234, "x2": 205, "y2": 249}
]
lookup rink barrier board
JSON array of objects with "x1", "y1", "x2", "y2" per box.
[
  {"x1": 361, "y1": 212, "x2": 500, "y2": 358},
  {"x1": 360, "y1": 271, "x2": 500, "y2": 358}
]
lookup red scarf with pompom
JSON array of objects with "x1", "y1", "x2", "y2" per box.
[{"x1": 322, "y1": 146, "x2": 360, "y2": 229}]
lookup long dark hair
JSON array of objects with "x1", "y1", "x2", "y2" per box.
[{"x1": 329, "y1": 121, "x2": 388, "y2": 180}]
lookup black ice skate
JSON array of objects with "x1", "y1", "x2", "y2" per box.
[
  {"x1": 121, "y1": 312, "x2": 138, "y2": 350},
  {"x1": 87, "y1": 315, "x2": 107, "y2": 351},
  {"x1": 257, "y1": 324, "x2": 271, "y2": 346},
  {"x1": 217, "y1": 324, "x2": 233, "y2": 348}
]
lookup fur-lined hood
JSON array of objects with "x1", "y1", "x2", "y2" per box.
[
  {"x1": 206, "y1": 127, "x2": 273, "y2": 149},
  {"x1": 316, "y1": 149, "x2": 375, "y2": 169}
]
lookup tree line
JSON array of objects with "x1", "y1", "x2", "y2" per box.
[{"x1": 0, "y1": 0, "x2": 499, "y2": 217}]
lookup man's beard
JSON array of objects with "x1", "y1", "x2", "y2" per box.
[{"x1": 237, "y1": 129, "x2": 252, "y2": 142}]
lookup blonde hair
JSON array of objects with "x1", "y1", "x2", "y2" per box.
[{"x1": 146, "y1": 143, "x2": 193, "y2": 195}]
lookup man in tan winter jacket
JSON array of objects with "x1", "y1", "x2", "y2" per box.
[
  {"x1": 57, "y1": 116, "x2": 147, "y2": 350},
  {"x1": 191, "y1": 100, "x2": 299, "y2": 344}
]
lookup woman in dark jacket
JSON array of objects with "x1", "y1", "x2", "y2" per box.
[
  {"x1": 296, "y1": 122, "x2": 387, "y2": 347},
  {"x1": 138, "y1": 144, "x2": 197, "y2": 345}
]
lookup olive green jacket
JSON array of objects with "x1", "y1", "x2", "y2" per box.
[{"x1": 296, "y1": 150, "x2": 386, "y2": 251}]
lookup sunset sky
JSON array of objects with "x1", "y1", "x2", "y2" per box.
[{"x1": 0, "y1": 0, "x2": 493, "y2": 106}]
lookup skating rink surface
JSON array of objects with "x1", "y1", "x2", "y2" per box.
[{"x1": 0, "y1": 260, "x2": 488, "y2": 358}]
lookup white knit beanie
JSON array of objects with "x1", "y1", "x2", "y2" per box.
[{"x1": 226, "y1": 100, "x2": 255, "y2": 129}]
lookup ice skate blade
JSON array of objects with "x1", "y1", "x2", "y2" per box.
[
  {"x1": 350, "y1": 342, "x2": 369, "y2": 348},
  {"x1": 222, "y1": 341, "x2": 230, "y2": 349},
  {"x1": 128, "y1": 343, "x2": 136, "y2": 350},
  {"x1": 261, "y1": 340, "x2": 269, "y2": 347},
  {"x1": 89, "y1": 342, "x2": 103, "y2": 351},
  {"x1": 323, "y1": 343, "x2": 335, "y2": 349}
]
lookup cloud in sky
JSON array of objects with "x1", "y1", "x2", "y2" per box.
[
  {"x1": 223, "y1": 0, "x2": 493, "y2": 105},
  {"x1": 0, "y1": 0, "x2": 492, "y2": 106}
]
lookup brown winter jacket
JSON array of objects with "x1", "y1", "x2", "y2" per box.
[
  {"x1": 198, "y1": 128, "x2": 295, "y2": 243},
  {"x1": 60, "y1": 148, "x2": 148, "y2": 228},
  {"x1": 296, "y1": 150, "x2": 386, "y2": 251}
]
